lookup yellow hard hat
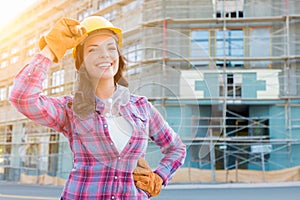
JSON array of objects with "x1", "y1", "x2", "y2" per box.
[{"x1": 73, "y1": 16, "x2": 122, "y2": 58}]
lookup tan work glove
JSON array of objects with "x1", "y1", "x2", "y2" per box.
[
  {"x1": 133, "y1": 158, "x2": 163, "y2": 197},
  {"x1": 39, "y1": 17, "x2": 87, "y2": 63}
]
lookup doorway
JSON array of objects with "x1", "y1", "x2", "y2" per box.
[{"x1": 215, "y1": 105, "x2": 250, "y2": 170}]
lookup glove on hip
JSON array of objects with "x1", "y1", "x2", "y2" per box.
[
  {"x1": 133, "y1": 158, "x2": 163, "y2": 197},
  {"x1": 134, "y1": 157, "x2": 152, "y2": 173},
  {"x1": 39, "y1": 17, "x2": 87, "y2": 62}
]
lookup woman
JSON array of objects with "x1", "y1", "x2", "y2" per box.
[{"x1": 9, "y1": 16, "x2": 186, "y2": 199}]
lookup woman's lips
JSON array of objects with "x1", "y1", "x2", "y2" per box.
[{"x1": 96, "y1": 62, "x2": 112, "y2": 68}]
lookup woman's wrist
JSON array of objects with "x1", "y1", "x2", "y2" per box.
[{"x1": 40, "y1": 45, "x2": 55, "y2": 61}]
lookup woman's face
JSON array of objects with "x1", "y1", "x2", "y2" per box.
[{"x1": 83, "y1": 32, "x2": 119, "y2": 82}]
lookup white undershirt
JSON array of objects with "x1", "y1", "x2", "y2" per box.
[{"x1": 106, "y1": 116, "x2": 133, "y2": 153}]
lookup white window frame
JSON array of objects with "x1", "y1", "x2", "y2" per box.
[
  {"x1": 219, "y1": 73, "x2": 242, "y2": 98},
  {"x1": 0, "y1": 87, "x2": 6, "y2": 101},
  {"x1": 51, "y1": 69, "x2": 65, "y2": 94}
]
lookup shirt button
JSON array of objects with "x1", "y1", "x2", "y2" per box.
[
  {"x1": 104, "y1": 124, "x2": 108, "y2": 128},
  {"x1": 111, "y1": 196, "x2": 115, "y2": 199},
  {"x1": 118, "y1": 157, "x2": 121, "y2": 160},
  {"x1": 114, "y1": 176, "x2": 118, "y2": 179}
]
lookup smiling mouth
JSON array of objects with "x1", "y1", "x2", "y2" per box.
[{"x1": 96, "y1": 63, "x2": 112, "y2": 68}]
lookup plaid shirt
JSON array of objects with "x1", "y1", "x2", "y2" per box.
[{"x1": 9, "y1": 54, "x2": 186, "y2": 200}]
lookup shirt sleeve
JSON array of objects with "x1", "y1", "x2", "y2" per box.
[
  {"x1": 9, "y1": 54, "x2": 72, "y2": 136},
  {"x1": 146, "y1": 100, "x2": 186, "y2": 186}
]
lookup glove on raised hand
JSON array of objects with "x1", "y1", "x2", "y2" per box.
[
  {"x1": 133, "y1": 158, "x2": 163, "y2": 197},
  {"x1": 39, "y1": 17, "x2": 87, "y2": 63}
]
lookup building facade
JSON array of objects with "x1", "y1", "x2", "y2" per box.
[{"x1": 0, "y1": 0, "x2": 300, "y2": 184}]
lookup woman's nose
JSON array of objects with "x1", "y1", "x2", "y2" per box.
[{"x1": 96, "y1": 47, "x2": 109, "y2": 58}]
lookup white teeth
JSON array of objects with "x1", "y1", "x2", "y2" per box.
[{"x1": 97, "y1": 63, "x2": 111, "y2": 68}]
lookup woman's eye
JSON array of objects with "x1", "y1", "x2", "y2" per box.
[
  {"x1": 107, "y1": 45, "x2": 117, "y2": 50},
  {"x1": 108, "y1": 46, "x2": 117, "y2": 51},
  {"x1": 88, "y1": 48, "x2": 96, "y2": 53}
]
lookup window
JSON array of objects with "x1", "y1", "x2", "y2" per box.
[
  {"x1": 42, "y1": 78, "x2": 48, "y2": 95},
  {"x1": 7, "y1": 85, "x2": 13, "y2": 97},
  {"x1": 98, "y1": 0, "x2": 117, "y2": 10},
  {"x1": 190, "y1": 116, "x2": 210, "y2": 163},
  {"x1": 122, "y1": 0, "x2": 139, "y2": 12},
  {"x1": 190, "y1": 30, "x2": 209, "y2": 67},
  {"x1": 27, "y1": 38, "x2": 36, "y2": 46},
  {"x1": 216, "y1": 29, "x2": 244, "y2": 68},
  {"x1": 11, "y1": 47, "x2": 19, "y2": 55},
  {"x1": 27, "y1": 48, "x2": 36, "y2": 57},
  {"x1": 78, "y1": 8, "x2": 93, "y2": 21},
  {"x1": 48, "y1": 131, "x2": 59, "y2": 176},
  {"x1": 124, "y1": 43, "x2": 142, "y2": 66},
  {"x1": 24, "y1": 137, "x2": 39, "y2": 168},
  {"x1": 0, "y1": 125, "x2": 12, "y2": 166},
  {"x1": 103, "y1": 10, "x2": 117, "y2": 21},
  {"x1": 1, "y1": 52, "x2": 8, "y2": 59},
  {"x1": 51, "y1": 69, "x2": 64, "y2": 94},
  {"x1": 249, "y1": 119, "x2": 270, "y2": 162},
  {"x1": 0, "y1": 61, "x2": 8, "y2": 69},
  {"x1": 21, "y1": 123, "x2": 44, "y2": 169},
  {"x1": 250, "y1": 28, "x2": 271, "y2": 68},
  {"x1": 0, "y1": 87, "x2": 6, "y2": 101},
  {"x1": 10, "y1": 56, "x2": 19, "y2": 64},
  {"x1": 0, "y1": 147, "x2": 3, "y2": 164},
  {"x1": 215, "y1": 0, "x2": 244, "y2": 18},
  {"x1": 219, "y1": 73, "x2": 242, "y2": 98}
]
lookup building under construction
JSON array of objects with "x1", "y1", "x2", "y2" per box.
[{"x1": 0, "y1": 0, "x2": 300, "y2": 185}]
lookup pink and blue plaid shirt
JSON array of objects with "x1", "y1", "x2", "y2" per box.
[{"x1": 9, "y1": 54, "x2": 186, "y2": 200}]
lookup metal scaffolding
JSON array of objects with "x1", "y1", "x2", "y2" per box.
[{"x1": 0, "y1": 0, "x2": 300, "y2": 185}]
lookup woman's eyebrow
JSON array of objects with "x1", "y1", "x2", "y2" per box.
[
  {"x1": 87, "y1": 42, "x2": 115, "y2": 48},
  {"x1": 107, "y1": 42, "x2": 116, "y2": 46},
  {"x1": 86, "y1": 44, "x2": 99, "y2": 48}
]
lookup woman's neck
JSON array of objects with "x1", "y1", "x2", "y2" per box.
[{"x1": 95, "y1": 79, "x2": 116, "y2": 100}]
